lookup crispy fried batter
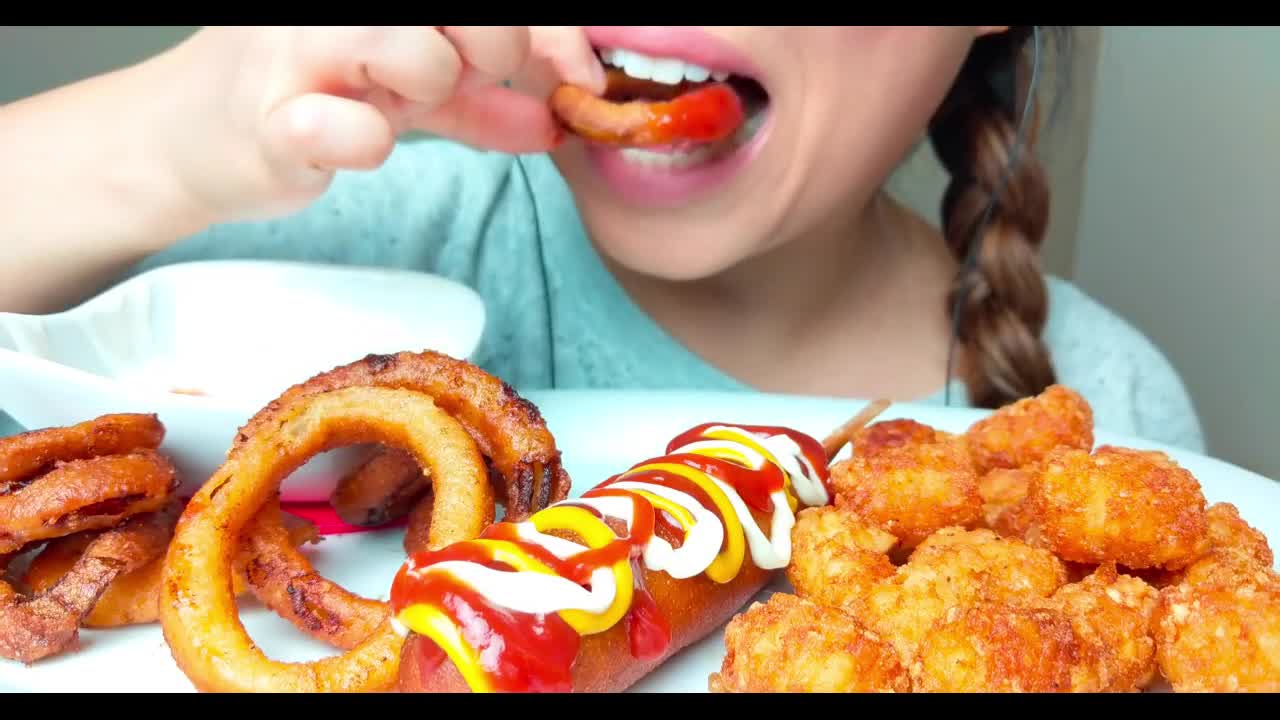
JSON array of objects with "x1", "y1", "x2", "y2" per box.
[
  {"x1": 240, "y1": 500, "x2": 388, "y2": 650},
  {"x1": 1154, "y1": 572, "x2": 1280, "y2": 692},
  {"x1": 240, "y1": 350, "x2": 570, "y2": 521},
  {"x1": 0, "y1": 499, "x2": 179, "y2": 663},
  {"x1": 24, "y1": 506, "x2": 320, "y2": 628},
  {"x1": 830, "y1": 428, "x2": 982, "y2": 548},
  {"x1": 785, "y1": 506, "x2": 897, "y2": 611},
  {"x1": 964, "y1": 384, "x2": 1094, "y2": 475},
  {"x1": 1175, "y1": 502, "x2": 1276, "y2": 588},
  {"x1": 709, "y1": 593, "x2": 911, "y2": 693},
  {"x1": 852, "y1": 419, "x2": 951, "y2": 457},
  {"x1": 1027, "y1": 446, "x2": 1209, "y2": 570},
  {"x1": 161, "y1": 383, "x2": 494, "y2": 692},
  {"x1": 911, "y1": 603, "x2": 1082, "y2": 692},
  {"x1": 1045, "y1": 564, "x2": 1160, "y2": 692},
  {"x1": 330, "y1": 448, "x2": 428, "y2": 527},
  {"x1": 403, "y1": 491, "x2": 436, "y2": 556},
  {"x1": 0, "y1": 413, "x2": 164, "y2": 491},
  {"x1": 853, "y1": 528, "x2": 1069, "y2": 662},
  {"x1": 978, "y1": 466, "x2": 1034, "y2": 531},
  {"x1": 0, "y1": 450, "x2": 178, "y2": 554}
]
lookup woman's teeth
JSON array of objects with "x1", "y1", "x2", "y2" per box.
[
  {"x1": 598, "y1": 47, "x2": 731, "y2": 85},
  {"x1": 616, "y1": 107, "x2": 768, "y2": 171}
]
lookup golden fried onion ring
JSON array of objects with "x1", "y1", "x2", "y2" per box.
[
  {"x1": 0, "y1": 413, "x2": 165, "y2": 492},
  {"x1": 0, "y1": 450, "x2": 177, "y2": 554},
  {"x1": 23, "y1": 506, "x2": 319, "y2": 629},
  {"x1": 160, "y1": 385, "x2": 491, "y2": 692},
  {"x1": 237, "y1": 351, "x2": 571, "y2": 520},
  {"x1": 0, "y1": 498, "x2": 180, "y2": 663},
  {"x1": 239, "y1": 500, "x2": 388, "y2": 650}
]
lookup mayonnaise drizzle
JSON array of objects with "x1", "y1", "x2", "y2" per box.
[{"x1": 397, "y1": 424, "x2": 825, "y2": 628}]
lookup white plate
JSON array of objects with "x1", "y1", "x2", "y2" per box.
[
  {"x1": 2, "y1": 389, "x2": 1276, "y2": 693},
  {"x1": 0, "y1": 260, "x2": 486, "y2": 500}
]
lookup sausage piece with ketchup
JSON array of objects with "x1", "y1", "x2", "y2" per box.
[{"x1": 390, "y1": 422, "x2": 834, "y2": 693}]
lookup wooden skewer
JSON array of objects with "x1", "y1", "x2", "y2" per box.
[{"x1": 821, "y1": 398, "x2": 892, "y2": 462}]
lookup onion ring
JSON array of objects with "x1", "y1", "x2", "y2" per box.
[
  {"x1": 0, "y1": 498, "x2": 180, "y2": 663},
  {"x1": 550, "y1": 68, "x2": 745, "y2": 147},
  {"x1": 0, "y1": 413, "x2": 164, "y2": 492},
  {"x1": 402, "y1": 491, "x2": 436, "y2": 557},
  {"x1": 22, "y1": 507, "x2": 319, "y2": 629},
  {"x1": 239, "y1": 499, "x2": 387, "y2": 650},
  {"x1": 0, "y1": 450, "x2": 178, "y2": 554},
  {"x1": 329, "y1": 448, "x2": 427, "y2": 527},
  {"x1": 237, "y1": 350, "x2": 571, "y2": 521},
  {"x1": 160, "y1": 384, "x2": 492, "y2": 692}
]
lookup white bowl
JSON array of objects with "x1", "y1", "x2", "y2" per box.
[{"x1": 0, "y1": 260, "x2": 486, "y2": 500}]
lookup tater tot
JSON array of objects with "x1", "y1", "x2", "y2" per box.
[
  {"x1": 1176, "y1": 502, "x2": 1276, "y2": 588},
  {"x1": 1029, "y1": 446, "x2": 1209, "y2": 570},
  {"x1": 1046, "y1": 564, "x2": 1160, "y2": 692},
  {"x1": 854, "y1": 528, "x2": 1069, "y2": 662},
  {"x1": 1154, "y1": 575, "x2": 1280, "y2": 692},
  {"x1": 830, "y1": 431, "x2": 982, "y2": 548},
  {"x1": 852, "y1": 419, "x2": 951, "y2": 457},
  {"x1": 786, "y1": 506, "x2": 897, "y2": 611},
  {"x1": 965, "y1": 384, "x2": 1094, "y2": 475},
  {"x1": 978, "y1": 466, "x2": 1034, "y2": 531},
  {"x1": 910, "y1": 603, "x2": 1081, "y2": 692},
  {"x1": 709, "y1": 593, "x2": 912, "y2": 693}
]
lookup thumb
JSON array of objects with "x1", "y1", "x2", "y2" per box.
[{"x1": 261, "y1": 93, "x2": 396, "y2": 190}]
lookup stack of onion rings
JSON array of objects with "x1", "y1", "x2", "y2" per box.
[
  {"x1": 0, "y1": 413, "x2": 184, "y2": 663},
  {"x1": 161, "y1": 350, "x2": 572, "y2": 692}
]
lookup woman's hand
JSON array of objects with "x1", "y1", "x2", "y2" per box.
[{"x1": 161, "y1": 26, "x2": 604, "y2": 223}]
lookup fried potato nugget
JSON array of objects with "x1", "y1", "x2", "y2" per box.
[
  {"x1": 786, "y1": 506, "x2": 897, "y2": 611},
  {"x1": 1028, "y1": 446, "x2": 1209, "y2": 570},
  {"x1": 1154, "y1": 574, "x2": 1280, "y2": 692},
  {"x1": 964, "y1": 384, "x2": 1094, "y2": 475},
  {"x1": 1177, "y1": 502, "x2": 1276, "y2": 588},
  {"x1": 851, "y1": 419, "x2": 949, "y2": 457},
  {"x1": 1046, "y1": 564, "x2": 1160, "y2": 692},
  {"x1": 854, "y1": 528, "x2": 1069, "y2": 662},
  {"x1": 911, "y1": 603, "x2": 1081, "y2": 692},
  {"x1": 978, "y1": 467, "x2": 1034, "y2": 531},
  {"x1": 830, "y1": 425, "x2": 981, "y2": 548},
  {"x1": 709, "y1": 593, "x2": 911, "y2": 693}
]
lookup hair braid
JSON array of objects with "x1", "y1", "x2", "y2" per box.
[{"x1": 929, "y1": 27, "x2": 1057, "y2": 409}]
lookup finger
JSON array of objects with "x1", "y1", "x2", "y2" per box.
[
  {"x1": 262, "y1": 93, "x2": 395, "y2": 185},
  {"x1": 530, "y1": 26, "x2": 606, "y2": 93},
  {"x1": 439, "y1": 26, "x2": 531, "y2": 81},
  {"x1": 411, "y1": 85, "x2": 561, "y2": 155},
  {"x1": 300, "y1": 27, "x2": 464, "y2": 108}
]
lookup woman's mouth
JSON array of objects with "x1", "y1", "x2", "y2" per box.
[
  {"x1": 595, "y1": 46, "x2": 772, "y2": 170},
  {"x1": 567, "y1": 43, "x2": 773, "y2": 207}
]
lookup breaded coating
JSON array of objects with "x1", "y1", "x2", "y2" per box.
[
  {"x1": 854, "y1": 528, "x2": 1069, "y2": 662},
  {"x1": 786, "y1": 506, "x2": 897, "y2": 610},
  {"x1": 1046, "y1": 564, "x2": 1160, "y2": 692},
  {"x1": 1154, "y1": 574, "x2": 1280, "y2": 692},
  {"x1": 978, "y1": 467, "x2": 1033, "y2": 530},
  {"x1": 911, "y1": 603, "x2": 1082, "y2": 692},
  {"x1": 709, "y1": 593, "x2": 911, "y2": 693},
  {"x1": 1177, "y1": 502, "x2": 1276, "y2": 588},
  {"x1": 830, "y1": 431, "x2": 982, "y2": 548},
  {"x1": 1028, "y1": 446, "x2": 1209, "y2": 570},
  {"x1": 964, "y1": 384, "x2": 1094, "y2": 475},
  {"x1": 852, "y1": 419, "x2": 951, "y2": 457}
]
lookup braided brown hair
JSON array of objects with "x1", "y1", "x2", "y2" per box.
[{"x1": 929, "y1": 27, "x2": 1066, "y2": 409}]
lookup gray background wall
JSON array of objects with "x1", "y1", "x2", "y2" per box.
[{"x1": 1, "y1": 26, "x2": 1275, "y2": 479}]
